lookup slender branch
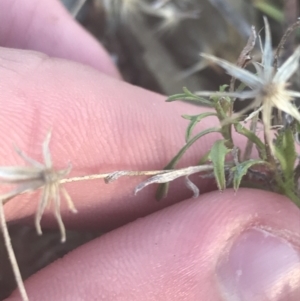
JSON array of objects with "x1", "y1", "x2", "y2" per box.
[
  {"x1": 60, "y1": 169, "x2": 174, "y2": 184},
  {"x1": 0, "y1": 200, "x2": 29, "y2": 301}
]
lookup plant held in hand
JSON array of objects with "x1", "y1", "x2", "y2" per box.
[{"x1": 2, "y1": 16, "x2": 300, "y2": 301}]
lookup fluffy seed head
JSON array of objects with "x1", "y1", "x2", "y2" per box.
[
  {"x1": 0, "y1": 132, "x2": 77, "y2": 243},
  {"x1": 196, "y1": 17, "x2": 300, "y2": 154}
]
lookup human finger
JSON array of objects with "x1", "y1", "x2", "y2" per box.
[
  {"x1": 6, "y1": 189, "x2": 300, "y2": 300},
  {"x1": 0, "y1": 47, "x2": 247, "y2": 231},
  {"x1": 0, "y1": 0, "x2": 120, "y2": 78}
]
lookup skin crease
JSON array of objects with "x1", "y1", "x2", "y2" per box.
[{"x1": 0, "y1": 0, "x2": 298, "y2": 300}]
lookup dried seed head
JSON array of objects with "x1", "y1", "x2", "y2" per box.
[
  {"x1": 0, "y1": 132, "x2": 77, "y2": 243},
  {"x1": 196, "y1": 17, "x2": 300, "y2": 154}
]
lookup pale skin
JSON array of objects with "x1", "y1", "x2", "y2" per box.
[{"x1": 0, "y1": 1, "x2": 300, "y2": 300}]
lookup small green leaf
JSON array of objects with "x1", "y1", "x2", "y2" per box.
[
  {"x1": 167, "y1": 87, "x2": 213, "y2": 106},
  {"x1": 167, "y1": 93, "x2": 190, "y2": 101},
  {"x1": 211, "y1": 85, "x2": 232, "y2": 123},
  {"x1": 234, "y1": 123, "x2": 267, "y2": 160},
  {"x1": 219, "y1": 96, "x2": 232, "y2": 114},
  {"x1": 215, "y1": 101, "x2": 228, "y2": 121},
  {"x1": 231, "y1": 159, "x2": 266, "y2": 191},
  {"x1": 156, "y1": 127, "x2": 221, "y2": 200},
  {"x1": 274, "y1": 128, "x2": 297, "y2": 179},
  {"x1": 182, "y1": 87, "x2": 198, "y2": 96},
  {"x1": 183, "y1": 112, "x2": 217, "y2": 142},
  {"x1": 208, "y1": 140, "x2": 231, "y2": 191},
  {"x1": 210, "y1": 85, "x2": 230, "y2": 103},
  {"x1": 181, "y1": 115, "x2": 193, "y2": 120},
  {"x1": 217, "y1": 85, "x2": 232, "y2": 115},
  {"x1": 218, "y1": 84, "x2": 229, "y2": 93},
  {"x1": 168, "y1": 127, "x2": 221, "y2": 168},
  {"x1": 214, "y1": 101, "x2": 233, "y2": 148},
  {"x1": 273, "y1": 128, "x2": 299, "y2": 205}
]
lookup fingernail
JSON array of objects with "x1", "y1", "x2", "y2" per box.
[{"x1": 217, "y1": 228, "x2": 300, "y2": 301}]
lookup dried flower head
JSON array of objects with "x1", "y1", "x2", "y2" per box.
[
  {"x1": 195, "y1": 17, "x2": 300, "y2": 153},
  {"x1": 0, "y1": 132, "x2": 77, "y2": 243}
]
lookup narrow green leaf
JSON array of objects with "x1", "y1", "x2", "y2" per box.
[
  {"x1": 219, "y1": 96, "x2": 232, "y2": 114},
  {"x1": 208, "y1": 140, "x2": 231, "y2": 191},
  {"x1": 182, "y1": 87, "x2": 197, "y2": 96},
  {"x1": 183, "y1": 112, "x2": 217, "y2": 142},
  {"x1": 156, "y1": 127, "x2": 221, "y2": 200},
  {"x1": 231, "y1": 159, "x2": 266, "y2": 191},
  {"x1": 273, "y1": 128, "x2": 299, "y2": 204},
  {"x1": 219, "y1": 85, "x2": 229, "y2": 92},
  {"x1": 215, "y1": 101, "x2": 227, "y2": 121},
  {"x1": 167, "y1": 87, "x2": 213, "y2": 106},
  {"x1": 234, "y1": 123, "x2": 267, "y2": 160},
  {"x1": 210, "y1": 85, "x2": 230, "y2": 103},
  {"x1": 167, "y1": 93, "x2": 191, "y2": 101},
  {"x1": 165, "y1": 127, "x2": 221, "y2": 172},
  {"x1": 274, "y1": 128, "x2": 297, "y2": 179},
  {"x1": 274, "y1": 171, "x2": 300, "y2": 207},
  {"x1": 182, "y1": 115, "x2": 193, "y2": 120},
  {"x1": 167, "y1": 95, "x2": 212, "y2": 106},
  {"x1": 167, "y1": 93, "x2": 192, "y2": 101},
  {"x1": 212, "y1": 85, "x2": 232, "y2": 122},
  {"x1": 214, "y1": 100, "x2": 234, "y2": 148},
  {"x1": 254, "y1": 1, "x2": 284, "y2": 23}
]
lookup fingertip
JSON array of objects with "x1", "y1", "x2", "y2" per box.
[
  {"x1": 8, "y1": 189, "x2": 300, "y2": 300},
  {"x1": 0, "y1": 46, "x2": 219, "y2": 230}
]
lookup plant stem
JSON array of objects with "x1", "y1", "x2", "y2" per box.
[
  {"x1": 0, "y1": 201, "x2": 29, "y2": 301},
  {"x1": 60, "y1": 169, "x2": 176, "y2": 184}
]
